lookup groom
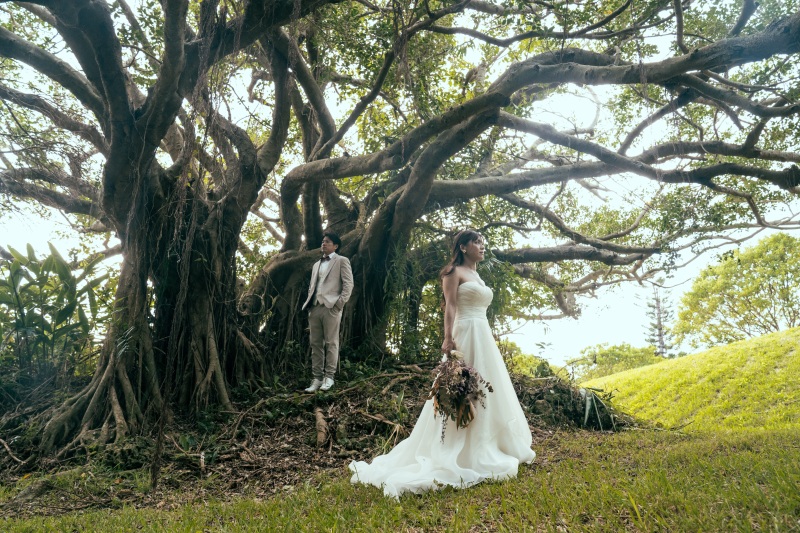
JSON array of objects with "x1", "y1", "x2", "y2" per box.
[{"x1": 302, "y1": 232, "x2": 353, "y2": 392}]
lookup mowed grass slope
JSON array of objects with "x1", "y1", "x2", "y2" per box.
[{"x1": 583, "y1": 327, "x2": 800, "y2": 431}]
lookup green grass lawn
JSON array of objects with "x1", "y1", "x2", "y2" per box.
[
  {"x1": 583, "y1": 327, "x2": 800, "y2": 431},
  {"x1": 5, "y1": 330, "x2": 800, "y2": 531},
  {"x1": 2, "y1": 429, "x2": 799, "y2": 532}
]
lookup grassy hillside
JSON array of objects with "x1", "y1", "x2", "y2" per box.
[{"x1": 583, "y1": 327, "x2": 800, "y2": 431}]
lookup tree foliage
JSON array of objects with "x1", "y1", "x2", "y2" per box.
[
  {"x1": 0, "y1": 0, "x2": 798, "y2": 453},
  {"x1": 645, "y1": 287, "x2": 674, "y2": 357},
  {"x1": 674, "y1": 232, "x2": 800, "y2": 348},
  {"x1": 569, "y1": 342, "x2": 663, "y2": 381}
]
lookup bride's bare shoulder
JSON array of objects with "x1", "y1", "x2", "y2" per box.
[
  {"x1": 443, "y1": 266, "x2": 478, "y2": 289},
  {"x1": 451, "y1": 266, "x2": 471, "y2": 284}
]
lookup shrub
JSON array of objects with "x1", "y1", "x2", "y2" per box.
[{"x1": 0, "y1": 243, "x2": 110, "y2": 397}]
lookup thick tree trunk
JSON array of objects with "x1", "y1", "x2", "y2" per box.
[
  {"x1": 347, "y1": 256, "x2": 390, "y2": 354},
  {"x1": 40, "y1": 252, "x2": 160, "y2": 453},
  {"x1": 40, "y1": 191, "x2": 264, "y2": 452},
  {"x1": 244, "y1": 235, "x2": 400, "y2": 369}
]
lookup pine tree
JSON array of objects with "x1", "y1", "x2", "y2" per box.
[{"x1": 646, "y1": 287, "x2": 674, "y2": 358}]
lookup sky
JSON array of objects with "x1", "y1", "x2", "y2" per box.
[{"x1": 511, "y1": 270, "x2": 694, "y2": 367}]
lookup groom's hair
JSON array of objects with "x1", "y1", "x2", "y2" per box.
[{"x1": 323, "y1": 231, "x2": 342, "y2": 249}]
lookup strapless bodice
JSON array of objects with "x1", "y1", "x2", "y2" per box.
[{"x1": 456, "y1": 281, "x2": 492, "y2": 320}]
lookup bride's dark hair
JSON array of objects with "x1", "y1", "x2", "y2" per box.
[{"x1": 439, "y1": 229, "x2": 483, "y2": 278}]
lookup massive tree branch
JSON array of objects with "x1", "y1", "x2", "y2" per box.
[
  {"x1": 430, "y1": 0, "x2": 634, "y2": 45},
  {"x1": 640, "y1": 140, "x2": 800, "y2": 165},
  {"x1": 279, "y1": 91, "x2": 510, "y2": 249},
  {"x1": 493, "y1": 15, "x2": 800, "y2": 93},
  {"x1": 200, "y1": 98, "x2": 258, "y2": 200},
  {"x1": 267, "y1": 28, "x2": 336, "y2": 145},
  {"x1": 392, "y1": 110, "x2": 501, "y2": 242},
  {"x1": 494, "y1": 245, "x2": 649, "y2": 266},
  {"x1": 660, "y1": 162, "x2": 800, "y2": 191},
  {"x1": 673, "y1": 74, "x2": 800, "y2": 118},
  {"x1": 673, "y1": 0, "x2": 688, "y2": 54},
  {"x1": 255, "y1": 41, "x2": 292, "y2": 178},
  {"x1": 48, "y1": 2, "x2": 128, "y2": 126},
  {"x1": 465, "y1": 0, "x2": 540, "y2": 16},
  {"x1": 499, "y1": 112, "x2": 663, "y2": 178},
  {"x1": 428, "y1": 162, "x2": 613, "y2": 204},
  {"x1": 0, "y1": 25, "x2": 105, "y2": 121},
  {"x1": 729, "y1": 0, "x2": 759, "y2": 37},
  {"x1": 135, "y1": 0, "x2": 188, "y2": 143},
  {"x1": 0, "y1": 83, "x2": 108, "y2": 154},
  {"x1": 499, "y1": 193, "x2": 659, "y2": 255},
  {"x1": 179, "y1": 0, "x2": 333, "y2": 97},
  {"x1": 0, "y1": 168, "x2": 100, "y2": 217}
]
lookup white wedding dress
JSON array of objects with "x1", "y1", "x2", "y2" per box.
[{"x1": 349, "y1": 281, "x2": 536, "y2": 498}]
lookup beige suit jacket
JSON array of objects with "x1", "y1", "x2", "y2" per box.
[{"x1": 302, "y1": 254, "x2": 354, "y2": 311}]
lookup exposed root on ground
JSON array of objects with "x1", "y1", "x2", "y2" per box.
[{"x1": 0, "y1": 365, "x2": 637, "y2": 519}]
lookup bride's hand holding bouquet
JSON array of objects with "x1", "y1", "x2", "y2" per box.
[
  {"x1": 428, "y1": 348, "x2": 493, "y2": 442},
  {"x1": 441, "y1": 336, "x2": 456, "y2": 356}
]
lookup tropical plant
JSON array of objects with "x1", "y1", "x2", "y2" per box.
[
  {"x1": 674, "y1": 232, "x2": 800, "y2": 348},
  {"x1": 499, "y1": 339, "x2": 554, "y2": 378},
  {"x1": 0, "y1": 243, "x2": 109, "y2": 382}
]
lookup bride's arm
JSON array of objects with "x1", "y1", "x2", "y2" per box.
[{"x1": 441, "y1": 272, "x2": 459, "y2": 354}]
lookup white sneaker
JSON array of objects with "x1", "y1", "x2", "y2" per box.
[
  {"x1": 320, "y1": 377, "x2": 335, "y2": 391},
  {"x1": 304, "y1": 379, "x2": 323, "y2": 393}
]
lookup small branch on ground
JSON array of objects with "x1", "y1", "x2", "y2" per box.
[
  {"x1": 0, "y1": 437, "x2": 25, "y2": 464},
  {"x1": 314, "y1": 407, "x2": 328, "y2": 447}
]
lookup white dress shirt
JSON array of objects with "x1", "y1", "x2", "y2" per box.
[{"x1": 315, "y1": 251, "x2": 337, "y2": 305}]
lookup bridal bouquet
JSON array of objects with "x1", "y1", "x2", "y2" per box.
[{"x1": 429, "y1": 350, "x2": 493, "y2": 442}]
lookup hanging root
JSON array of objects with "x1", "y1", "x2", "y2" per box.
[{"x1": 195, "y1": 313, "x2": 234, "y2": 411}]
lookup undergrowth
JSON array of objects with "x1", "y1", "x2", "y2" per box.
[{"x1": 0, "y1": 362, "x2": 625, "y2": 521}]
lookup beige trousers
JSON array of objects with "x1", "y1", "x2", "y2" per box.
[{"x1": 308, "y1": 304, "x2": 343, "y2": 380}]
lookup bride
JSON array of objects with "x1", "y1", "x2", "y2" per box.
[{"x1": 349, "y1": 229, "x2": 536, "y2": 497}]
